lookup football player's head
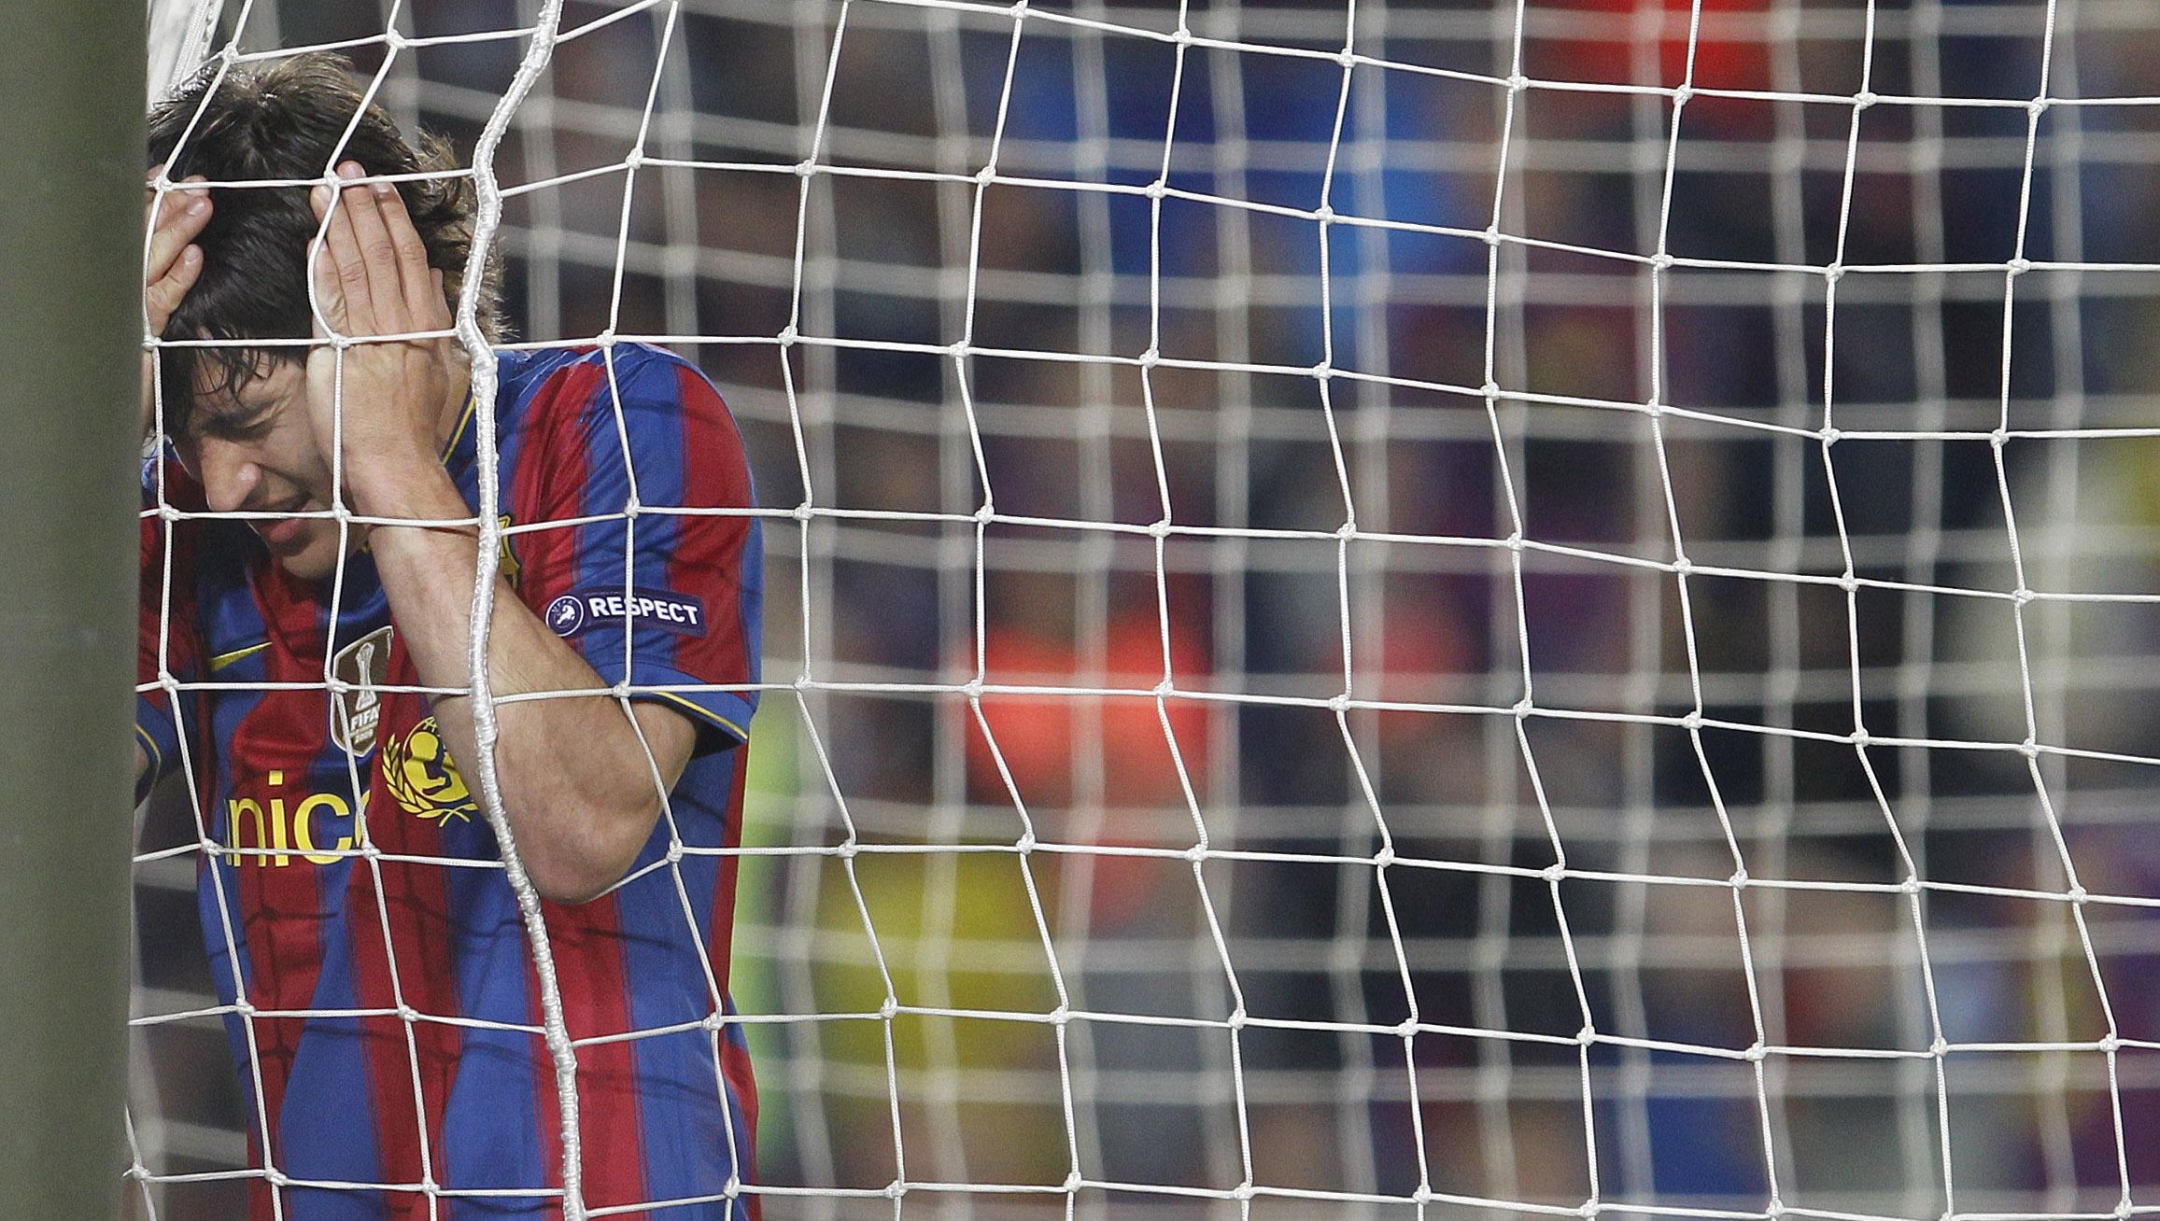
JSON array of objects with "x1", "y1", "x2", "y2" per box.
[{"x1": 146, "y1": 52, "x2": 505, "y2": 579}]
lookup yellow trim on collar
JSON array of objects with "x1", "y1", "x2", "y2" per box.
[
  {"x1": 208, "y1": 640, "x2": 271, "y2": 671},
  {"x1": 440, "y1": 388, "x2": 477, "y2": 462}
]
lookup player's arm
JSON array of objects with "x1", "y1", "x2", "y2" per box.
[
  {"x1": 307, "y1": 164, "x2": 692, "y2": 903},
  {"x1": 372, "y1": 525, "x2": 698, "y2": 904}
]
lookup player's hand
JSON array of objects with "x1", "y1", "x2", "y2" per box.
[
  {"x1": 306, "y1": 160, "x2": 459, "y2": 514},
  {"x1": 142, "y1": 166, "x2": 212, "y2": 439}
]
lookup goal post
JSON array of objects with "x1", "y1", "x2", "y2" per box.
[{"x1": 0, "y1": 0, "x2": 144, "y2": 1214}]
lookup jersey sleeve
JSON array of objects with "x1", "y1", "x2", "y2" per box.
[
  {"x1": 520, "y1": 349, "x2": 762, "y2": 751},
  {"x1": 138, "y1": 458, "x2": 205, "y2": 802}
]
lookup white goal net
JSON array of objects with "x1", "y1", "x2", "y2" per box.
[{"x1": 131, "y1": 0, "x2": 2160, "y2": 1218}]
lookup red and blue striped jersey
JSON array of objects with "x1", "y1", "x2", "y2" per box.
[{"x1": 137, "y1": 344, "x2": 763, "y2": 1220}]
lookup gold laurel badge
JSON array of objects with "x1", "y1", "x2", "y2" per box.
[{"x1": 380, "y1": 716, "x2": 478, "y2": 823}]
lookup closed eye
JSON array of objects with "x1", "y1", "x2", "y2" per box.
[{"x1": 194, "y1": 409, "x2": 274, "y2": 444}]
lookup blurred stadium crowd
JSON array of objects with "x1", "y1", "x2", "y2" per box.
[{"x1": 133, "y1": 1, "x2": 2160, "y2": 1217}]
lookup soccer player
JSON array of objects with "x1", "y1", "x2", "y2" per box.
[{"x1": 136, "y1": 53, "x2": 762, "y2": 1220}]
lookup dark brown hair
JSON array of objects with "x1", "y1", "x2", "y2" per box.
[{"x1": 148, "y1": 52, "x2": 507, "y2": 436}]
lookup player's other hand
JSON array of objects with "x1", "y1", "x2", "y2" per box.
[
  {"x1": 306, "y1": 160, "x2": 459, "y2": 514},
  {"x1": 142, "y1": 166, "x2": 212, "y2": 439}
]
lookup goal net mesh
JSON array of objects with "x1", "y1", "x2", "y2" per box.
[{"x1": 130, "y1": 0, "x2": 2160, "y2": 1217}]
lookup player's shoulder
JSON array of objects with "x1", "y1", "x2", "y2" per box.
[
  {"x1": 499, "y1": 343, "x2": 729, "y2": 433},
  {"x1": 495, "y1": 344, "x2": 755, "y2": 507}
]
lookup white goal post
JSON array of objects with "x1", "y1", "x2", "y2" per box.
[{"x1": 130, "y1": 0, "x2": 2160, "y2": 1218}]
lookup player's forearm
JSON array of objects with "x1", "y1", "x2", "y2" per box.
[{"x1": 356, "y1": 464, "x2": 671, "y2": 902}]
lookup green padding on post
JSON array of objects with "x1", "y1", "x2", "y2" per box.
[{"x1": 0, "y1": 0, "x2": 145, "y2": 1214}]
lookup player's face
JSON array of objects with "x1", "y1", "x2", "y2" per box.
[{"x1": 177, "y1": 359, "x2": 347, "y2": 581}]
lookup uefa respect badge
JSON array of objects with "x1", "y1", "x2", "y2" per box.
[{"x1": 545, "y1": 587, "x2": 708, "y2": 638}]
